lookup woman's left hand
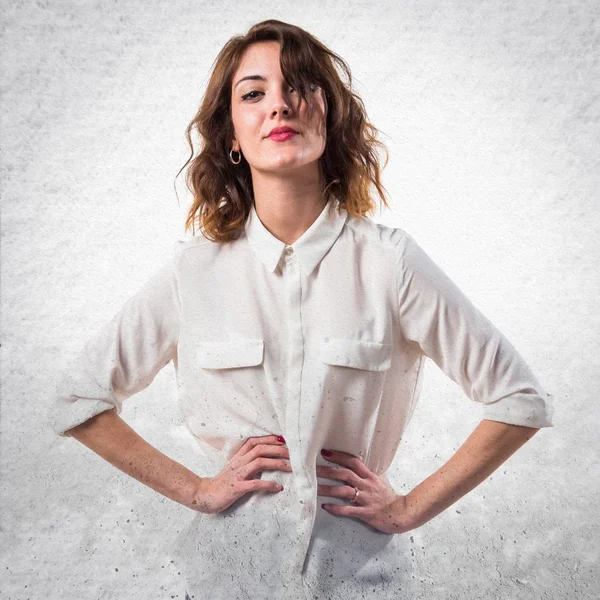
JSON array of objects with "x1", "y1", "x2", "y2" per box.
[{"x1": 317, "y1": 448, "x2": 414, "y2": 535}]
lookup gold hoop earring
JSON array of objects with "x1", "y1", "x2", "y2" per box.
[{"x1": 229, "y1": 148, "x2": 241, "y2": 165}]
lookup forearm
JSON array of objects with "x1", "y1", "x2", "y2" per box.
[
  {"x1": 404, "y1": 419, "x2": 540, "y2": 529},
  {"x1": 67, "y1": 408, "x2": 204, "y2": 509}
]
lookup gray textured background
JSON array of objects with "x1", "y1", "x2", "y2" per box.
[{"x1": 1, "y1": 1, "x2": 599, "y2": 598}]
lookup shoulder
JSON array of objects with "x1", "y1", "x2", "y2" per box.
[
  {"x1": 344, "y1": 213, "x2": 416, "y2": 254},
  {"x1": 170, "y1": 232, "x2": 215, "y2": 260},
  {"x1": 173, "y1": 232, "x2": 213, "y2": 252}
]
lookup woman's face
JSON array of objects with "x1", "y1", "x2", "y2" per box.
[{"x1": 230, "y1": 40, "x2": 327, "y2": 176}]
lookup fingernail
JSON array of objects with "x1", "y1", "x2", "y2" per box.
[
  {"x1": 321, "y1": 449, "x2": 332, "y2": 457},
  {"x1": 277, "y1": 436, "x2": 286, "y2": 443}
]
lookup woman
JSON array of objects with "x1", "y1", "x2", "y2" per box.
[{"x1": 49, "y1": 19, "x2": 554, "y2": 600}]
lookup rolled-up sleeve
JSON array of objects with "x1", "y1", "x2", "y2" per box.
[
  {"x1": 48, "y1": 252, "x2": 181, "y2": 437},
  {"x1": 396, "y1": 231, "x2": 554, "y2": 428}
]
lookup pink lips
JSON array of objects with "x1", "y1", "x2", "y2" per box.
[{"x1": 269, "y1": 131, "x2": 297, "y2": 142}]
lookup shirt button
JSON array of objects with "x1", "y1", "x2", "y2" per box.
[{"x1": 284, "y1": 246, "x2": 294, "y2": 255}]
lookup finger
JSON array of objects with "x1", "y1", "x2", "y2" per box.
[
  {"x1": 228, "y1": 436, "x2": 287, "y2": 462},
  {"x1": 240, "y1": 443, "x2": 290, "y2": 467},
  {"x1": 321, "y1": 449, "x2": 372, "y2": 479},
  {"x1": 239, "y1": 456, "x2": 293, "y2": 479},
  {"x1": 317, "y1": 484, "x2": 356, "y2": 501},
  {"x1": 236, "y1": 435, "x2": 286, "y2": 457},
  {"x1": 321, "y1": 503, "x2": 364, "y2": 518},
  {"x1": 237, "y1": 478, "x2": 284, "y2": 494},
  {"x1": 317, "y1": 465, "x2": 362, "y2": 488}
]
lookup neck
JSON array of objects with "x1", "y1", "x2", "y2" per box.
[{"x1": 251, "y1": 166, "x2": 328, "y2": 245}]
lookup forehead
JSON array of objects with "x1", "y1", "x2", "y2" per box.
[{"x1": 234, "y1": 41, "x2": 282, "y2": 78}]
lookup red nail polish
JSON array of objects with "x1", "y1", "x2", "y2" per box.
[
  {"x1": 277, "y1": 436, "x2": 286, "y2": 443},
  {"x1": 321, "y1": 449, "x2": 332, "y2": 456}
]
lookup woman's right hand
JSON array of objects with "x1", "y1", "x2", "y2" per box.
[{"x1": 189, "y1": 434, "x2": 292, "y2": 514}]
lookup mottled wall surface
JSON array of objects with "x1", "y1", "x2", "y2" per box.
[{"x1": 1, "y1": 1, "x2": 598, "y2": 599}]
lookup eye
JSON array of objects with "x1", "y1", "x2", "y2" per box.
[
  {"x1": 241, "y1": 90, "x2": 261, "y2": 101},
  {"x1": 291, "y1": 84, "x2": 318, "y2": 94},
  {"x1": 241, "y1": 84, "x2": 318, "y2": 102}
]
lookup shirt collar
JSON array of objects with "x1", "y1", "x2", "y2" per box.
[{"x1": 244, "y1": 196, "x2": 349, "y2": 276}]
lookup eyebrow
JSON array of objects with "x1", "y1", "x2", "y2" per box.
[{"x1": 234, "y1": 75, "x2": 267, "y2": 90}]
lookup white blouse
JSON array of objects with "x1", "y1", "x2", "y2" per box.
[{"x1": 49, "y1": 197, "x2": 554, "y2": 599}]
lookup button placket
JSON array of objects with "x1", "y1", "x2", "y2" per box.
[
  {"x1": 282, "y1": 249, "x2": 314, "y2": 571},
  {"x1": 283, "y1": 245, "x2": 295, "y2": 263}
]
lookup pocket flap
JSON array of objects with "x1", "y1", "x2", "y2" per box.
[
  {"x1": 197, "y1": 338, "x2": 264, "y2": 369},
  {"x1": 320, "y1": 338, "x2": 392, "y2": 371}
]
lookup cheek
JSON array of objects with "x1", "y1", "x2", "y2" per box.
[
  {"x1": 315, "y1": 89, "x2": 327, "y2": 122},
  {"x1": 310, "y1": 115, "x2": 327, "y2": 144},
  {"x1": 232, "y1": 107, "x2": 261, "y2": 137},
  {"x1": 310, "y1": 97, "x2": 327, "y2": 137}
]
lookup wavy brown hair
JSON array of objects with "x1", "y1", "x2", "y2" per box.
[{"x1": 175, "y1": 19, "x2": 391, "y2": 243}]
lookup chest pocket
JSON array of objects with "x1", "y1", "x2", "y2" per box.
[
  {"x1": 320, "y1": 338, "x2": 392, "y2": 371},
  {"x1": 197, "y1": 338, "x2": 264, "y2": 369}
]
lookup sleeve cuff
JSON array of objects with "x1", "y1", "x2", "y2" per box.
[
  {"x1": 48, "y1": 398, "x2": 118, "y2": 438},
  {"x1": 482, "y1": 391, "x2": 554, "y2": 428}
]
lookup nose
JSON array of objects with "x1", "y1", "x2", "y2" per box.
[{"x1": 270, "y1": 88, "x2": 294, "y2": 117}]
